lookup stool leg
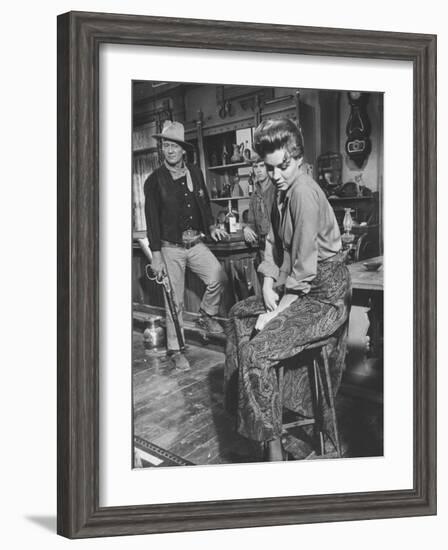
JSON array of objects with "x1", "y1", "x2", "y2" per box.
[
  {"x1": 278, "y1": 365, "x2": 284, "y2": 432},
  {"x1": 278, "y1": 365, "x2": 284, "y2": 407},
  {"x1": 322, "y1": 346, "x2": 342, "y2": 457},
  {"x1": 313, "y1": 358, "x2": 325, "y2": 456}
]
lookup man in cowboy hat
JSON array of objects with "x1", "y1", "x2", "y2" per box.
[{"x1": 144, "y1": 121, "x2": 228, "y2": 371}]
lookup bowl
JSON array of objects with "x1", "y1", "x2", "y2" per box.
[{"x1": 363, "y1": 261, "x2": 382, "y2": 272}]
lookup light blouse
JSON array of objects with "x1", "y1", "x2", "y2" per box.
[{"x1": 258, "y1": 167, "x2": 341, "y2": 294}]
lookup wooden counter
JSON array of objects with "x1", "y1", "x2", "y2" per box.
[
  {"x1": 206, "y1": 233, "x2": 260, "y2": 312},
  {"x1": 132, "y1": 233, "x2": 260, "y2": 317},
  {"x1": 348, "y1": 256, "x2": 383, "y2": 361}
]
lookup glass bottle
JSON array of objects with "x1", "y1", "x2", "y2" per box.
[
  {"x1": 354, "y1": 173, "x2": 364, "y2": 197},
  {"x1": 248, "y1": 174, "x2": 254, "y2": 196},
  {"x1": 210, "y1": 177, "x2": 218, "y2": 198},
  {"x1": 341, "y1": 208, "x2": 355, "y2": 255},
  {"x1": 231, "y1": 175, "x2": 243, "y2": 197},
  {"x1": 225, "y1": 199, "x2": 237, "y2": 233},
  {"x1": 222, "y1": 144, "x2": 229, "y2": 165},
  {"x1": 343, "y1": 208, "x2": 354, "y2": 234},
  {"x1": 244, "y1": 140, "x2": 251, "y2": 161},
  {"x1": 210, "y1": 151, "x2": 218, "y2": 167}
]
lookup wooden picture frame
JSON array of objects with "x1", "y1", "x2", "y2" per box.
[{"x1": 57, "y1": 11, "x2": 437, "y2": 538}]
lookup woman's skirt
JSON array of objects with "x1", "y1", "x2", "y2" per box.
[{"x1": 224, "y1": 253, "x2": 351, "y2": 442}]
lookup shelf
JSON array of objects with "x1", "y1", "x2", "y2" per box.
[
  {"x1": 132, "y1": 147, "x2": 158, "y2": 156},
  {"x1": 210, "y1": 196, "x2": 250, "y2": 202},
  {"x1": 208, "y1": 162, "x2": 250, "y2": 171},
  {"x1": 328, "y1": 195, "x2": 374, "y2": 202}
]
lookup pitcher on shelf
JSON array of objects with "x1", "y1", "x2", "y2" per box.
[{"x1": 230, "y1": 143, "x2": 244, "y2": 163}]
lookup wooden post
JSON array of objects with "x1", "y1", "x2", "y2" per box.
[
  {"x1": 295, "y1": 90, "x2": 301, "y2": 129},
  {"x1": 254, "y1": 94, "x2": 261, "y2": 127},
  {"x1": 196, "y1": 109, "x2": 207, "y2": 179}
]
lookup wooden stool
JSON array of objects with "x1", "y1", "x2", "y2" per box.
[{"x1": 277, "y1": 336, "x2": 342, "y2": 458}]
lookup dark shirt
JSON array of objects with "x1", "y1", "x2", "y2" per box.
[
  {"x1": 144, "y1": 163, "x2": 214, "y2": 251},
  {"x1": 176, "y1": 176, "x2": 201, "y2": 231},
  {"x1": 247, "y1": 180, "x2": 276, "y2": 238}
]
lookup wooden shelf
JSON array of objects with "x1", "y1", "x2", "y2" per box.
[
  {"x1": 328, "y1": 195, "x2": 374, "y2": 203},
  {"x1": 132, "y1": 147, "x2": 157, "y2": 155},
  {"x1": 208, "y1": 162, "x2": 249, "y2": 171},
  {"x1": 210, "y1": 196, "x2": 250, "y2": 202}
]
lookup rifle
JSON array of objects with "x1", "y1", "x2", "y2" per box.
[{"x1": 137, "y1": 238, "x2": 185, "y2": 352}]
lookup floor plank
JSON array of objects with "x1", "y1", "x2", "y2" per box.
[{"x1": 133, "y1": 331, "x2": 382, "y2": 467}]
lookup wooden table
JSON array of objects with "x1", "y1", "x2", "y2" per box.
[
  {"x1": 348, "y1": 256, "x2": 383, "y2": 360},
  {"x1": 348, "y1": 256, "x2": 383, "y2": 291}
]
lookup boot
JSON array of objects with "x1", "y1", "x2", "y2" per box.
[
  {"x1": 196, "y1": 309, "x2": 224, "y2": 334},
  {"x1": 167, "y1": 350, "x2": 191, "y2": 372}
]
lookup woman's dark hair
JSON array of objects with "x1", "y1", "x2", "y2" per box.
[{"x1": 253, "y1": 118, "x2": 304, "y2": 160}]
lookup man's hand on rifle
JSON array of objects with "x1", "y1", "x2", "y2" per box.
[{"x1": 150, "y1": 251, "x2": 166, "y2": 278}]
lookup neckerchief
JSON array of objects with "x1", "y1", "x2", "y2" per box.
[{"x1": 164, "y1": 161, "x2": 194, "y2": 192}]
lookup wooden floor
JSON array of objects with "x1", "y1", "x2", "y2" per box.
[
  {"x1": 133, "y1": 332, "x2": 258, "y2": 464},
  {"x1": 133, "y1": 330, "x2": 383, "y2": 466}
]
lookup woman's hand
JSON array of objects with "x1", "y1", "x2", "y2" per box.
[
  {"x1": 243, "y1": 226, "x2": 257, "y2": 243},
  {"x1": 255, "y1": 310, "x2": 278, "y2": 332},
  {"x1": 263, "y1": 287, "x2": 279, "y2": 311},
  {"x1": 262, "y1": 278, "x2": 279, "y2": 311}
]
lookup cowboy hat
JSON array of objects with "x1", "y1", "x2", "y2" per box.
[{"x1": 152, "y1": 121, "x2": 194, "y2": 151}]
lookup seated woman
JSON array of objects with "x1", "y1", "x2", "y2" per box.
[{"x1": 225, "y1": 118, "x2": 351, "y2": 461}]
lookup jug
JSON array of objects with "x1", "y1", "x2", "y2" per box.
[
  {"x1": 230, "y1": 143, "x2": 242, "y2": 163},
  {"x1": 143, "y1": 315, "x2": 166, "y2": 355}
]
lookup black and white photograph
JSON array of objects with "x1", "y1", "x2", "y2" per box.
[
  {"x1": 1, "y1": 0, "x2": 442, "y2": 545},
  {"x1": 132, "y1": 81, "x2": 384, "y2": 468}
]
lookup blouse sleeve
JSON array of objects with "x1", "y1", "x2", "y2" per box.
[
  {"x1": 258, "y1": 225, "x2": 280, "y2": 281},
  {"x1": 284, "y1": 184, "x2": 320, "y2": 294}
]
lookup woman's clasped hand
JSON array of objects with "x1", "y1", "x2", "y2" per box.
[
  {"x1": 255, "y1": 278, "x2": 280, "y2": 330},
  {"x1": 262, "y1": 278, "x2": 279, "y2": 311},
  {"x1": 255, "y1": 310, "x2": 278, "y2": 332}
]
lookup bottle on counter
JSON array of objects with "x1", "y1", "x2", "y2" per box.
[{"x1": 225, "y1": 199, "x2": 237, "y2": 233}]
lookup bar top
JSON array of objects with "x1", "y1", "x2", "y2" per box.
[{"x1": 133, "y1": 230, "x2": 258, "y2": 253}]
